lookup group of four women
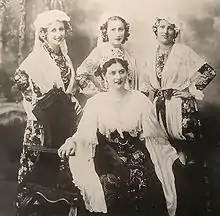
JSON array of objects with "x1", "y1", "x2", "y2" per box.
[{"x1": 14, "y1": 9, "x2": 216, "y2": 216}]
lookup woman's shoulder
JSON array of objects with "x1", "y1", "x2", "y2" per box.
[
  {"x1": 86, "y1": 92, "x2": 107, "y2": 105},
  {"x1": 131, "y1": 90, "x2": 153, "y2": 104},
  {"x1": 174, "y1": 43, "x2": 195, "y2": 54}
]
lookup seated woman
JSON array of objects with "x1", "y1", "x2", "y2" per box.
[
  {"x1": 59, "y1": 51, "x2": 186, "y2": 216},
  {"x1": 13, "y1": 10, "x2": 81, "y2": 216},
  {"x1": 75, "y1": 13, "x2": 138, "y2": 102}
]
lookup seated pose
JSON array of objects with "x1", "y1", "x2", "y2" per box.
[{"x1": 59, "y1": 51, "x2": 186, "y2": 216}]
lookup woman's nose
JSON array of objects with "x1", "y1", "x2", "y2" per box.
[
  {"x1": 115, "y1": 72, "x2": 121, "y2": 79},
  {"x1": 56, "y1": 30, "x2": 63, "y2": 37},
  {"x1": 115, "y1": 30, "x2": 121, "y2": 36},
  {"x1": 164, "y1": 27, "x2": 169, "y2": 34}
]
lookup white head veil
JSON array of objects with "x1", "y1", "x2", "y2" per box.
[
  {"x1": 153, "y1": 14, "x2": 183, "y2": 43},
  {"x1": 33, "y1": 9, "x2": 70, "y2": 54},
  {"x1": 18, "y1": 10, "x2": 76, "y2": 97},
  {"x1": 97, "y1": 12, "x2": 129, "y2": 46}
]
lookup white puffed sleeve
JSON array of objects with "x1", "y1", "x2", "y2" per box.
[{"x1": 68, "y1": 95, "x2": 107, "y2": 213}]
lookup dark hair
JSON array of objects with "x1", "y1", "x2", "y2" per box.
[
  {"x1": 101, "y1": 58, "x2": 129, "y2": 76},
  {"x1": 38, "y1": 20, "x2": 72, "y2": 43},
  {"x1": 152, "y1": 18, "x2": 179, "y2": 40},
  {"x1": 100, "y1": 16, "x2": 130, "y2": 44}
]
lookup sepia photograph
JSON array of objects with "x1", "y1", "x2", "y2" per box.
[{"x1": 0, "y1": 0, "x2": 219, "y2": 216}]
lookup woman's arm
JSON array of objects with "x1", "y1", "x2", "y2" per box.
[
  {"x1": 185, "y1": 45, "x2": 216, "y2": 99},
  {"x1": 13, "y1": 69, "x2": 34, "y2": 102},
  {"x1": 195, "y1": 63, "x2": 216, "y2": 91},
  {"x1": 58, "y1": 96, "x2": 98, "y2": 159},
  {"x1": 138, "y1": 62, "x2": 156, "y2": 102},
  {"x1": 76, "y1": 47, "x2": 101, "y2": 97}
]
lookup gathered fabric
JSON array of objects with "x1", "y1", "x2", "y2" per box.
[
  {"x1": 139, "y1": 43, "x2": 216, "y2": 140},
  {"x1": 16, "y1": 45, "x2": 78, "y2": 120},
  {"x1": 68, "y1": 91, "x2": 180, "y2": 216}
]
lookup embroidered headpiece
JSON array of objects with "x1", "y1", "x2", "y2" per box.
[{"x1": 99, "y1": 47, "x2": 125, "y2": 69}]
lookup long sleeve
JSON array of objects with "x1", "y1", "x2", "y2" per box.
[
  {"x1": 68, "y1": 95, "x2": 107, "y2": 213},
  {"x1": 13, "y1": 69, "x2": 33, "y2": 102},
  {"x1": 195, "y1": 63, "x2": 216, "y2": 91},
  {"x1": 13, "y1": 69, "x2": 39, "y2": 120},
  {"x1": 76, "y1": 47, "x2": 101, "y2": 97},
  {"x1": 183, "y1": 45, "x2": 215, "y2": 99},
  {"x1": 71, "y1": 96, "x2": 99, "y2": 158}
]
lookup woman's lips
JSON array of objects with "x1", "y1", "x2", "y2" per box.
[{"x1": 114, "y1": 80, "x2": 123, "y2": 84}]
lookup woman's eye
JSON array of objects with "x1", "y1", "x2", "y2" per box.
[
  {"x1": 51, "y1": 28, "x2": 56, "y2": 33},
  {"x1": 119, "y1": 70, "x2": 126, "y2": 74},
  {"x1": 168, "y1": 27, "x2": 174, "y2": 32},
  {"x1": 118, "y1": 27, "x2": 124, "y2": 31},
  {"x1": 111, "y1": 28, "x2": 116, "y2": 31},
  {"x1": 59, "y1": 27, "x2": 65, "y2": 31}
]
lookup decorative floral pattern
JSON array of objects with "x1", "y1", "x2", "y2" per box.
[
  {"x1": 44, "y1": 44, "x2": 71, "y2": 90},
  {"x1": 14, "y1": 45, "x2": 77, "y2": 213},
  {"x1": 196, "y1": 63, "x2": 216, "y2": 91},
  {"x1": 96, "y1": 131, "x2": 168, "y2": 215},
  {"x1": 181, "y1": 97, "x2": 202, "y2": 140},
  {"x1": 154, "y1": 49, "x2": 215, "y2": 141},
  {"x1": 155, "y1": 47, "x2": 172, "y2": 85}
]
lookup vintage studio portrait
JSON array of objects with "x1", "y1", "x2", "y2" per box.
[{"x1": 0, "y1": 0, "x2": 219, "y2": 216}]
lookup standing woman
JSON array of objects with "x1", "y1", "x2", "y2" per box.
[
  {"x1": 75, "y1": 13, "x2": 138, "y2": 100},
  {"x1": 140, "y1": 16, "x2": 216, "y2": 158},
  {"x1": 13, "y1": 10, "x2": 81, "y2": 216}
]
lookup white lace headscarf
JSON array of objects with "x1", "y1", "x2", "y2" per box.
[
  {"x1": 153, "y1": 15, "x2": 183, "y2": 43},
  {"x1": 33, "y1": 9, "x2": 71, "y2": 54}
]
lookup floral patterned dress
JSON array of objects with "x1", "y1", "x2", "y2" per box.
[{"x1": 14, "y1": 44, "x2": 79, "y2": 215}]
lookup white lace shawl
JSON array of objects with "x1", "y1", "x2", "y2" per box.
[
  {"x1": 69, "y1": 90, "x2": 179, "y2": 215},
  {"x1": 139, "y1": 43, "x2": 206, "y2": 140},
  {"x1": 139, "y1": 43, "x2": 206, "y2": 100},
  {"x1": 18, "y1": 45, "x2": 77, "y2": 120}
]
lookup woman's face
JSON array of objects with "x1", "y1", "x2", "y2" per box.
[
  {"x1": 107, "y1": 19, "x2": 125, "y2": 46},
  {"x1": 104, "y1": 62, "x2": 127, "y2": 90},
  {"x1": 157, "y1": 19, "x2": 175, "y2": 45},
  {"x1": 46, "y1": 20, "x2": 65, "y2": 48}
]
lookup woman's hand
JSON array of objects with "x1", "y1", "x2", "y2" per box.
[
  {"x1": 173, "y1": 90, "x2": 192, "y2": 99},
  {"x1": 58, "y1": 137, "x2": 76, "y2": 159}
]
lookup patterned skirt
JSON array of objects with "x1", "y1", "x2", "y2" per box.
[{"x1": 94, "y1": 130, "x2": 169, "y2": 216}]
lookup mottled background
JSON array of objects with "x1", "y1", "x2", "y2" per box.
[{"x1": 0, "y1": 0, "x2": 219, "y2": 215}]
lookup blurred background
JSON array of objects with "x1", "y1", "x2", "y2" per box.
[{"x1": 0, "y1": 0, "x2": 219, "y2": 215}]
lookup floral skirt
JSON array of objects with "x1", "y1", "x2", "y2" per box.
[{"x1": 94, "y1": 131, "x2": 169, "y2": 216}]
